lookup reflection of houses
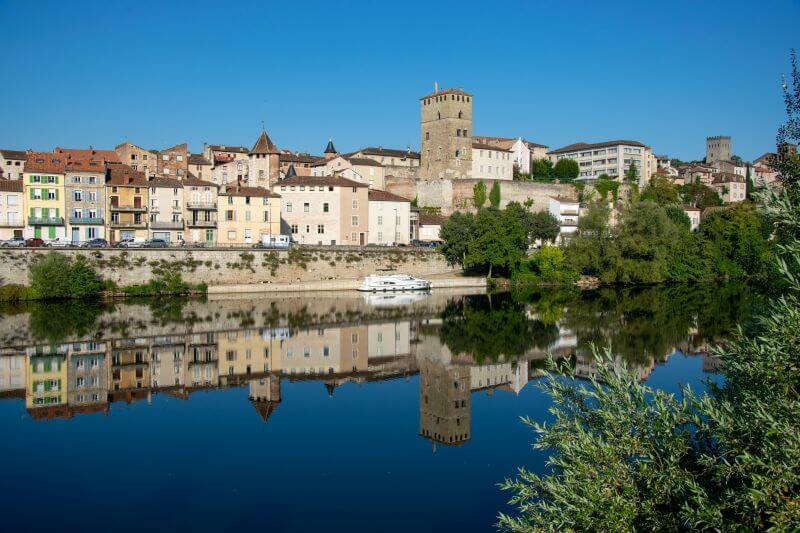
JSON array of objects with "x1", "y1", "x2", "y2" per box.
[
  {"x1": 188, "y1": 333, "x2": 218, "y2": 388},
  {"x1": 67, "y1": 342, "x2": 108, "y2": 414},
  {"x1": 278, "y1": 326, "x2": 368, "y2": 377},
  {"x1": 150, "y1": 335, "x2": 187, "y2": 389},
  {"x1": 110, "y1": 337, "x2": 150, "y2": 402},
  {"x1": 0, "y1": 350, "x2": 25, "y2": 397},
  {"x1": 26, "y1": 345, "x2": 68, "y2": 417}
]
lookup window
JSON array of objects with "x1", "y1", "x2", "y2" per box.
[
  {"x1": 227, "y1": 230, "x2": 236, "y2": 240},
  {"x1": 377, "y1": 216, "x2": 383, "y2": 225},
  {"x1": 317, "y1": 224, "x2": 324, "y2": 234},
  {"x1": 323, "y1": 202, "x2": 329, "y2": 213},
  {"x1": 290, "y1": 224, "x2": 298, "y2": 234},
  {"x1": 245, "y1": 211, "x2": 251, "y2": 221},
  {"x1": 351, "y1": 216, "x2": 359, "y2": 226},
  {"x1": 352, "y1": 199, "x2": 358, "y2": 209},
  {"x1": 263, "y1": 211, "x2": 269, "y2": 222},
  {"x1": 303, "y1": 202, "x2": 310, "y2": 212},
  {"x1": 73, "y1": 190, "x2": 83, "y2": 201},
  {"x1": 286, "y1": 203, "x2": 292, "y2": 213},
  {"x1": 176, "y1": 155, "x2": 183, "y2": 162},
  {"x1": 162, "y1": 155, "x2": 169, "y2": 161},
  {"x1": 225, "y1": 210, "x2": 235, "y2": 221}
]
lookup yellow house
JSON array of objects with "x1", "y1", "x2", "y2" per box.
[
  {"x1": 25, "y1": 345, "x2": 68, "y2": 415},
  {"x1": 217, "y1": 328, "x2": 283, "y2": 380},
  {"x1": 217, "y1": 182, "x2": 281, "y2": 245},
  {"x1": 106, "y1": 164, "x2": 149, "y2": 243},
  {"x1": 23, "y1": 152, "x2": 67, "y2": 240}
]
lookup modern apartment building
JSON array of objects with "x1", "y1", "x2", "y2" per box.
[
  {"x1": 277, "y1": 175, "x2": 369, "y2": 245},
  {"x1": 147, "y1": 177, "x2": 184, "y2": 243},
  {"x1": 0, "y1": 149, "x2": 26, "y2": 180},
  {"x1": 217, "y1": 183, "x2": 281, "y2": 246},
  {"x1": 23, "y1": 152, "x2": 66, "y2": 240},
  {"x1": 0, "y1": 178, "x2": 24, "y2": 239},
  {"x1": 471, "y1": 142, "x2": 514, "y2": 180},
  {"x1": 547, "y1": 140, "x2": 655, "y2": 184},
  {"x1": 65, "y1": 159, "x2": 106, "y2": 243},
  {"x1": 182, "y1": 175, "x2": 219, "y2": 246},
  {"x1": 368, "y1": 189, "x2": 411, "y2": 245},
  {"x1": 106, "y1": 164, "x2": 149, "y2": 243}
]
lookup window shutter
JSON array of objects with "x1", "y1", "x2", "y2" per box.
[
  {"x1": 54, "y1": 189, "x2": 59, "y2": 201},
  {"x1": 29, "y1": 188, "x2": 34, "y2": 199}
]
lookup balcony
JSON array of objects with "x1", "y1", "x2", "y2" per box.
[
  {"x1": 69, "y1": 216, "x2": 104, "y2": 225},
  {"x1": 149, "y1": 220, "x2": 184, "y2": 230},
  {"x1": 110, "y1": 205, "x2": 147, "y2": 212},
  {"x1": 110, "y1": 220, "x2": 147, "y2": 229},
  {"x1": 28, "y1": 216, "x2": 64, "y2": 226},
  {"x1": 186, "y1": 201, "x2": 217, "y2": 210},
  {"x1": 186, "y1": 219, "x2": 217, "y2": 228}
]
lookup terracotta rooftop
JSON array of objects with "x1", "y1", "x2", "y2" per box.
[
  {"x1": 347, "y1": 156, "x2": 383, "y2": 167},
  {"x1": 148, "y1": 176, "x2": 183, "y2": 188},
  {"x1": 419, "y1": 213, "x2": 448, "y2": 226},
  {"x1": 65, "y1": 159, "x2": 106, "y2": 173},
  {"x1": 472, "y1": 142, "x2": 512, "y2": 152},
  {"x1": 548, "y1": 140, "x2": 647, "y2": 155},
  {"x1": 107, "y1": 164, "x2": 148, "y2": 186},
  {"x1": 712, "y1": 172, "x2": 745, "y2": 184},
  {"x1": 24, "y1": 152, "x2": 66, "y2": 174},
  {"x1": 54, "y1": 147, "x2": 120, "y2": 163},
  {"x1": 250, "y1": 130, "x2": 279, "y2": 155},
  {"x1": 368, "y1": 189, "x2": 411, "y2": 203},
  {"x1": 0, "y1": 149, "x2": 27, "y2": 160},
  {"x1": 279, "y1": 174, "x2": 368, "y2": 189},
  {"x1": 358, "y1": 147, "x2": 420, "y2": 159},
  {"x1": 279, "y1": 152, "x2": 321, "y2": 164},
  {"x1": 183, "y1": 173, "x2": 218, "y2": 188},
  {"x1": 209, "y1": 145, "x2": 248, "y2": 154},
  {"x1": 0, "y1": 178, "x2": 23, "y2": 192},
  {"x1": 188, "y1": 153, "x2": 212, "y2": 165},
  {"x1": 221, "y1": 183, "x2": 280, "y2": 198}
]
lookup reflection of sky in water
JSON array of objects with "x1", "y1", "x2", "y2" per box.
[{"x1": 0, "y1": 284, "x2": 755, "y2": 531}]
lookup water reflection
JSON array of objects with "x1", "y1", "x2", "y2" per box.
[{"x1": 0, "y1": 284, "x2": 756, "y2": 447}]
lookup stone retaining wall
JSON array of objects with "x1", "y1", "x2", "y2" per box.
[{"x1": 0, "y1": 247, "x2": 459, "y2": 287}]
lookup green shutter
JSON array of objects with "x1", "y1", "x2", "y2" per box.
[
  {"x1": 54, "y1": 189, "x2": 59, "y2": 201},
  {"x1": 48, "y1": 226, "x2": 55, "y2": 239},
  {"x1": 55, "y1": 208, "x2": 59, "y2": 218},
  {"x1": 29, "y1": 208, "x2": 34, "y2": 218},
  {"x1": 54, "y1": 176, "x2": 58, "y2": 184},
  {"x1": 29, "y1": 188, "x2": 34, "y2": 199}
]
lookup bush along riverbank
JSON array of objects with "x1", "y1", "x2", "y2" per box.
[
  {"x1": 0, "y1": 252, "x2": 207, "y2": 302},
  {"x1": 439, "y1": 190, "x2": 777, "y2": 290}
]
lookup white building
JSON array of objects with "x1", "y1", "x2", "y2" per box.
[
  {"x1": 548, "y1": 140, "x2": 656, "y2": 185},
  {"x1": 683, "y1": 206, "x2": 701, "y2": 232},
  {"x1": 148, "y1": 177, "x2": 184, "y2": 243},
  {"x1": 0, "y1": 179, "x2": 24, "y2": 239},
  {"x1": 471, "y1": 142, "x2": 514, "y2": 181},
  {"x1": 548, "y1": 196, "x2": 580, "y2": 242},
  {"x1": 0, "y1": 149, "x2": 26, "y2": 181},
  {"x1": 368, "y1": 189, "x2": 411, "y2": 245},
  {"x1": 312, "y1": 155, "x2": 386, "y2": 190},
  {"x1": 418, "y1": 214, "x2": 446, "y2": 243},
  {"x1": 710, "y1": 173, "x2": 747, "y2": 203}
]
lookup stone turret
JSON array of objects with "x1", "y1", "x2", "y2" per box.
[{"x1": 249, "y1": 128, "x2": 280, "y2": 187}]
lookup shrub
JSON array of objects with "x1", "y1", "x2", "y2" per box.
[
  {"x1": 29, "y1": 253, "x2": 102, "y2": 299},
  {"x1": 0, "y1": 284, "x2": 33, "y2": 302},
  {"x1": 511, "y1": 246, "x2": 579, "y2": 286}
]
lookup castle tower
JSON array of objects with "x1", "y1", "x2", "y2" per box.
[
  {"x1": 323, "y1": 138, "x2": 338, "y2": 160},
  {"x1": 706, "y1": 136, "x2": 731, "y2": 164},
  {"x1": 420, "y1": 82, "x2": 473, "y2": 179},
  {"x1": 249, "y1": 128, "x2": 280, "y2": 187}
]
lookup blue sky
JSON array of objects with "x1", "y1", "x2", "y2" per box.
[{"x1": 1, "y1": 0, "x2": 798, "y2": 161}]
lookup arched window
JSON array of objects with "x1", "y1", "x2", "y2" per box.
[{"x1": 458, "y1": 111, "x2": 463, "y2": 119}]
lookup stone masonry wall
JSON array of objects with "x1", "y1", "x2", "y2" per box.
[{"x1": 0, "y1": 247, "x2": 458, "y2": 287}]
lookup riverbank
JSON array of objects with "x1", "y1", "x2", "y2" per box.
[{"x1": 207, "y1": 275, "x2": 486, "y2": 295}]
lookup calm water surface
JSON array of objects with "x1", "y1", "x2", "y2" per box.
[{"x1": 0, "y1": 284, "x2": 758, "y2": 532}]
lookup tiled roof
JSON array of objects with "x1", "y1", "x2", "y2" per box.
[
  {"x1": 65, "y1": 159, "x2": 106, "y2": 173},
  {"x1": 472, "y1": 142, "x2": 512, "y2": 152},
  {"x1": 548, "y1": 140, "x2": 647, "y2": 155},
  {"x1": 250, "y1": 130, "x2": 279, "y2": 155},
  {"x1": 221, "y1": 183, "x2": 280, "y2": 198},
  {"x1": 549, "y1": 195, "x2": 580, "y2": 204},
  {"x1": 324, "y1": 139, "x2": 337, "y2": 154},
  {"x1": 54, "y1": 147, "x2": 121, "y2": 163},
  {"x1": 107, "y1": 164, "x2": 148, "y2": 186},
  {"x1": 419, "y1": 213, "x2": 448, "y2": 226},
  {"x1": 160, "y1": 143, "x2": 187, "y2": 154},
  {"x1": 182, "y1": 173, "x2": 218, "y2": 187},
  {"x1": 24, "y1": 152, "x2": 66, "y2": 174},
  {"x1": 279, "y1": 152, "x2": 321, "y2": 164},
  {"x1": 368, "y1": 189, "x2": 411, "y2": 203},
  {"x1": 0, "y1": 178, "x2": 23, "y2": 192},
  {"x1": 0, "y1": 149, "x2": 27, "y2": 160},
  {"x1": 188, "y1": 153, "x2": 212, "y2": 165},
  {"x1": 712, "y1": 172, "x2": 745, "y2": 184},
  {"x1": 209, "y1": 145, "x2": 248, "y2": 154},
  {"x1": 358, "y1": 147, "x2": 420, "y2": 159},
  {"x1": 279, "y1": 174, "x2": 368, "y2": 189},
  {"x1": 148, "y1": 176, "x2": 183, "y2": 188},
  {"x1": 347, "y1": 156, "x2": 383, "y2": 167}
]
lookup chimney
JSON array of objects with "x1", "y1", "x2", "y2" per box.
[{"x1": 434, "y1": 81, "x2": 439, "y2": 94}]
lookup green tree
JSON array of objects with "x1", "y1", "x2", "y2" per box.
[
  {"x1": 464, "y1": 208, "x2": 527, "y2": 278},
  {"x1": 489, "y1": 181, "x2": 501, "y2": 208},
  {"x1": 531, "y1": 158, "x2": 554, "y2": 181},
  {"x1": 624, "y1": 161, "x2": 638, "y2": 183},
  {"x1": 28, "y1": 253, "x2": 102, "y2": 299},
  {"x1": 640, "y1": 174, "x2": 679, "y2": 205},
  {"x1": 439, "y1": 211, "x2": 475, "y2": 266},
  {"x1": 594, "y1": 175, "x2": 620, "y2": 202},
  {"x1": 505, "y1": 203, "x2": 561, "y2": 246},
  {"x1": 553, "y1": 158, "x2": 579, "y2": 182},
  {"x1": 680, "y1": 182, "x2": 723, "y2": 210},
  {"x1": 473, "y1": 181, "x2": 486, "y2": 209},
  {"x1": 664, "y1": 205, "x2": 690, "y2": 232}
]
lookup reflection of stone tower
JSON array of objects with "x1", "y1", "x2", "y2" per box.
[
  {"x1": 249, "y1": 129, "x2": 280, "y2": 187},
  {"x1": 706, "y1": 136, "x2": 731, "y2": 164},
  {"x1": 249, "y1": 374, "x2": 281, "y2": 423},
  {"x1": 420, "y1": 83, "x2": 473, "y2": 179},
  {"x1": 418, "y1": 359, "x2": 471, "y2": 447}
]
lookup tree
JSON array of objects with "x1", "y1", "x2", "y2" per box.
[
  {"x1": 664, "y1": 205, "x2": 690, "y2": 232},
  {"x1": 473, "y1": 181, "x2": 486, "y2": 209},
  {"x1": 640, "y1": 174, "x2": 679, "y2": 205},
  {"x1": 594, "y1": 175, "x2": 620, "y2": 202},
  {"x1": 29, "y1": 253, "x2": 102, "y2": 299},
  {"x1": 624, "y1": 161, "x2": 638, "y2": 183},
  {"x1": 505, "y1": 203, "x2": 561, "y2": 246},
  {"x1": 439, "y1": 211, "x2": 475, "y2": 266},
  {"x1": 553, "y1": 158, "x2": 579, "y2": 182},
  {"x1": 731, "y1": 154, "x2": 743, "y2": 162},
  {"x1": 464, "y1": 208, "x2": 527, "y2": 278},
  {"x1": 531, "y1": 158, "x2": 554, "y2": 181},
  {"x1": 489, "y1": 181, "x2": 501, "y2": 208},
  {"x1": 680, "y1": 182, "x2": 723, "y2": 210}
]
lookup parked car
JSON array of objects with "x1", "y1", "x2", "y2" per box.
[
  {"x1": 254, "y1": 235, "x2": 291, "y2": 249},
  {"x1": 0, "y1": 236, "x2": 25, "y2": 247},
  {"x1": 46, "y1": 238, "x2": 72, "y2": 248},
  {"x1": 114, "y1": 238, "x2": 146, "y2": 248},
  {"x1": 144, "y1": 239, "x2": 168, "y2": 248},
  {"x1": 81, "y1": 238, "x2": 108, "y2": 248},
  {"x1": 25, "y1": 237, "x2": 45, "y2": 247}
]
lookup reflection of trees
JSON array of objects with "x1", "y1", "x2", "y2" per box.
[
  {"x1": 28, "y1": 300, "x2": 110, "y2": 343},
  {"x1": 439, "y1": 294, "x2": 559, "y2": 362}
]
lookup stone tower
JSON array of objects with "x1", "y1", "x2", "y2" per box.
[
  {"x1": 706, "y1": 136, "x2": 731, "y2": 164},
  {"x1": 420, "y1": 83, "x2": 473, "y2": 179},
  {"x1": 249, "y1": 129, "x2": 280, "y2": 187}
]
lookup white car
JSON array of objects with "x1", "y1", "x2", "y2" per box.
[
  {"x1": 46, "y1": 238, "x2": 73, "y2": 248},
  {"x1": 0, "y1": 237, "x2": 25, "y2": 247}
]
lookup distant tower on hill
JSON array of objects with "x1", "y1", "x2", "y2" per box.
[
  {"x1": 706, "y1": 136, "x2": 731, "y2": 164},
  {"x1": 420, "y1": 82, "x2": 473, "y2": 179}
]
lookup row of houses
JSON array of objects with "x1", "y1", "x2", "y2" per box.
[{"x1": 0, "y1": 134, "x2": 422, "y2": 245}]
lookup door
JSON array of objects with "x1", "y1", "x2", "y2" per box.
[
  {"x1": 359, "y1": 232, "x2": 365, "y2": 245},
  {"x1": 47, "y1": 227, "x2": 56, "y2": 239},
  {"x1": 71, "y1": 228, "x2": 79, "y2": 243},
  {"x1": 34, "y1": 227, "x2": 41, "y2": 239}
]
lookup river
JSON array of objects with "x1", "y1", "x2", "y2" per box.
[{"x1": 0, "y1": 283, "x2": 759, "y2": 531}]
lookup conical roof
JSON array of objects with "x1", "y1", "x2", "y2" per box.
[
  {"x1": 250, "y1": 129, "x2": 278, "y2": 155},
  {"x1": 324, "y1": 138, "x2": 337, "y2": 154},
  {"x1": 285, "y1": 163, "x2": 297, "y2": 178}
]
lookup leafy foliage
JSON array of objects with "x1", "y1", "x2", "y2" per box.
[
  {"x1": 28, "y1": 253, "x2": 102, "y2": 299},
  {"x1": 553, "y1": 158, "x2": 579, "y2": 182},
  {"x1": 473, "y1": 181, "x2": 487, "y2": 209},
  {"x1": 680, "y1": 182, "x2": 723, "y2": 210},
  {"x1": 489, "y1": 181, "x2": 502, "y2": 208},
  {"x1": 511, "y1": 246, "x2": 579, "y2": 286},
  {"x1": 439, "y1": 211, "x2": 475, "y2": 266},
  {"x1": 531, "y1": 158, "x2": 554, "y2": 181},
  {"x1": 464, "y1": 208, "x2": 528, "y2": 278},
  {"x1": 640, "y1": 174, "x2": 680, "y2": 205}
]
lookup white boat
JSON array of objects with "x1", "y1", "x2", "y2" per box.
[
  {"x1": 363, "y1": 292, "x2": 429, "y2": 308},
  {"x1": 357, "y1": 274, "x2": 431, "y2": 292}
]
